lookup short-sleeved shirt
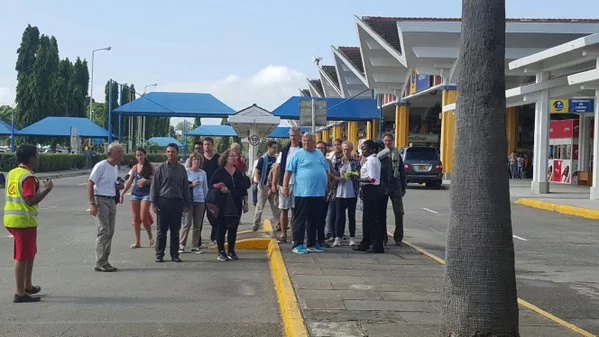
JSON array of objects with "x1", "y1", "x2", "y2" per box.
[
  {"x1": 89, "y1": 160, "x2": 119, "y2": 196},
  {"x1": 361, "y1": 154, "x2": 381, "y2": 185},
  {"x1": 276, "y1": 146, "x2": 300, "y2": 185},
  {"x1": 285, "y1": 149, "x2": 329, "y2": 197},
  {"x1": 202, "y1": 153, "x2": 220, "y2": 182},
  {"x1": 256, "y1": 155, "x2": 277, "y2": 185},
  {"x1": 19, "y1": 165, "x2": 37, "y2": 198}
]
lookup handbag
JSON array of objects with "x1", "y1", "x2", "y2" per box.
[{"x1": 205, "y1": 188, "x2": 220, "y2": 219}]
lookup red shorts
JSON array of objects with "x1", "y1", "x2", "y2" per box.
[{"x1": 6, "y1": 228, "x2": 37, "y2": 261}]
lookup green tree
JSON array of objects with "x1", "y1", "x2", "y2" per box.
[
  {"x1": 15, "y1": 25, "x2": 40, "y2": 128},
  {"x1": 71, "y1": 57, "x2": 89, "y2": 117},
  {"x1": 104, "y1": 80, "x2": 119, "y2": 132},
  {"x1": 440, "y1": 0, "x2": 519, "y2": 336},
  {"x1": 55, "y1": 58, "x2": 73, "y2": 116},
  {"x1": 0, "y1": 105, "x2": 17, "y2": 125}
]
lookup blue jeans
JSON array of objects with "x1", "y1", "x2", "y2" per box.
[{"x1": 251, "y1": 183, "x2": 258, "y2": 205}]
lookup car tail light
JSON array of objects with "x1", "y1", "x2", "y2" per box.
[
  {"x1": 434, "y1": 164, "x2": 443, "y2": 172},
  {"x1": 404, "y1": 164, "x2": 411, "y2": 173}
]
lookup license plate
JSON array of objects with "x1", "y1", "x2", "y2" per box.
[{"x1": 414, "y1": 165, "x2": 431, "y2": 172}]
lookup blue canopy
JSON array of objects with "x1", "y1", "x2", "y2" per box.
[
  {"x1": 186, "y1": 125, "x2": 236, "y2": 137},
  {"x1": 147, "y1": 137, "x2": 183, "y2": 147},
  {"x1": 272, "y1": 97, "x2": 380, "y2": 121},
  {"x1": 113, "y1": 92, "x2": 236, "y2": 118},
  {"x1": 268, "y1": 126, "x2": 311, "y2": 138},
  {"x1": 16, "y1": 117, "x2": 110, "y2": 138},
  {"x1": 0, "y1": 120, "x2": 17, "y2": 136}
]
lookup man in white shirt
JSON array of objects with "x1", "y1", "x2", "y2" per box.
[
  {"x1": 87, "y1": 143, "x2": 125, "y2": 272},
  {"x1": 271, "y1": 127, "x2": 302, "y2": 243}
]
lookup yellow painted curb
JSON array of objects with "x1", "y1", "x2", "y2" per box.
[
  {"x1": 268, "y1": 240, "x2": 309, "y2": 337},
  {"x1": 515, "y1": 198, "x2": 599, "y2": 220},
  {"x1": 391, "y1": 232, "x2": 596, "y2": 337}
]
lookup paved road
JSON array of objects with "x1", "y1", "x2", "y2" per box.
[
  {"x1": 0, "y1": 175, "x2": 282, "y2": 337},
  {"x1": 399, "y1": 182, "x2": 599, "y2": 334}
]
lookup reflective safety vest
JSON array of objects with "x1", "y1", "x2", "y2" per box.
[{"x1": 3, "y1": 167, "x2": 38, "y2": 229}]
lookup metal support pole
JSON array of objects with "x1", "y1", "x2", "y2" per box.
[
  {"x1": 311, "y1": 98, "x2": 315, "y2": 133},
  {"x1": 89, "y1": 52, "x2": 95, "y2": 121},
  {"x1": 108, "y1": 79, "x2": 113, "y2": 143}
]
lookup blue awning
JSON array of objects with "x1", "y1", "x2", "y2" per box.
[
  {"x1": 16, "y1": 117, "x2": 110, "y2": 138},
  {"x1": 271, "y1": 97, "x2": 380, "y2": 121},
  {"x1": 186, "y1": 125, "x2": 237, "y2": 137},
  {"x1": 146, "y1": 137, "x2": 183, "y2": 147},
  {"x1": 113, "y1": 92, "x2": 236, "y2": 118},
  {"x1": 0, "y1": 120, "x2": 17, "y2": 136},
  {"x1": 268, "y1": 127, "x2": 310, "y2": 138}
]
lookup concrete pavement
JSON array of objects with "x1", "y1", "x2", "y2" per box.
[{"x1": 0, "y1": 175, "x2": 282, "y2": 337}]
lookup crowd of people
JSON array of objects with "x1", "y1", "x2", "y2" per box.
[{"x1": 4, "y1": 127, "x2": 408, "y2": 302}]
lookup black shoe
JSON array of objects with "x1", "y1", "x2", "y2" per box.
[
  {"x1": 353, "y1": 244, "x2": 369, "y2": 252},
  {"x1": 104, "y1": 264, "x2": 118, "y2": 271},
  {"x1": 155, "y1": 256, "x2": 164, "y2": 263},
  {"x1": 227, "y1": 251, "x2": 238, "y2": 260},
  {"x1": 321, "y1": 242, "x2": 331, "y2": 248},
  {"x1": 171, "y1": 257, "x2": 182, "y2": 263},
  {"x1": 94, "y1": 265, "x2": 117, "y2": 272},
  {"x1": 13, "y1": 293, "x2": 41, "y2": 303},
  {"x1": 217, "y1": 251, "x2": 229, "y2": 261},
  {"x1": 25, "y1": 286, "x2": 41, "y2": 295}
]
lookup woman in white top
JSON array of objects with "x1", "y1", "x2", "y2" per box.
[
  {"x1": 179, "y1": 153, "x2": 208, "y2": 253},
  {"x1": 354, "y1": 140, "x2": 385, "y2": 253}
]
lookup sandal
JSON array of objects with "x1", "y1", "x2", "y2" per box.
[
  {"x1": 148, "y1": 239, "x2": 155, "y2": 247},
  {"x1": 130, "y1": 243, "x2": 141, "y2": 249},
  {"x1": 277, "y1": 236, "x2": 288, "y2": 243}
]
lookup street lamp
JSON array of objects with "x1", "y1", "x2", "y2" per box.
[
  {"x1": 89, "y1": 46, "x2": 112, "y2": 121},
  {"x1": 140, "y1": 83, "x2": 158, "y2": 143}
]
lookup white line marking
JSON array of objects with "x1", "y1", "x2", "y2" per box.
[
  {"x1": 77, "y1": 183, "x2": 88, "y2": 186},
  {"x1": 513, "y1": 235, "x2": 528, "y2": 241},
  {"x1": 421, "y1": 207, "x2": 439, "y2": 214}
]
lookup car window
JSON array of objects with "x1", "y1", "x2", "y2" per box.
[{"x1": 404, "y1": 148, "x2": 438, "y2": 161}]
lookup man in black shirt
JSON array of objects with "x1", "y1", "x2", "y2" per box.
[
  {"x1": 252, "y1": 141, "x2": 279, "y2": 231},
  {"x1": 151, "y1": 143, "x2": 190, "y2": 262},
  {"x1": 201, "y1": 137, "x2": 220, "y2": 243}
]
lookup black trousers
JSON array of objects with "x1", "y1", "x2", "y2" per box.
[
  {"x1": 335, "y1": 197, "x2": 357, "y2": 238},
  {"x1": 359, "y1": 186, "x2": 386, "y2": 252},
  {"x1": 293, "y1": 197, "x2": 325, "y2": 248},
  {"x1": 155, "y1": 198, "x2": 184, "y2": 258},
  {"x1": 216, "y1": 213, "x2": 241, "y2": 253}
]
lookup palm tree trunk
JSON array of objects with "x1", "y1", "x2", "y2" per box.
[{"x1": 440, "y1": 1, "x2": 519, "y2": 336}]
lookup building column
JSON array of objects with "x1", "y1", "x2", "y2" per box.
[
  {"x1": 322, "y1": 129, "x2": 330, "y2": 144},
  {"x1": 531, "y1": 72, "x2": 550, "y2": 194},
  {"x1": 579, "y1": 115, "x2": 590, "y2": 172},
  {"x1": 395, "y1": 102, "x2": 410, "y2": 148},
  {"x1": 315, "y1": 132, "x2": 322, "y2": 142},
  {"x1": 332, "y1": 126, "x2": 342, "y2": 141},
  {"x1": 441, "y1": 87, "x2": 457, "y2": 179},
  {"x1": 506, "y1": 107, "x2": 519, "y2": 155},
  {"x1": 347, "y1": 122, "x2": 358, "y2": 148},
  {"x1": 590, "y1": 90, "x2": 599, "y2": 199},
  {"x1": 367, "y1": 121, "x2": 373, "y2": 139}
]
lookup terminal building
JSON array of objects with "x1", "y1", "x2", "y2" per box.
[{"x1": 300, "y1": 16, "x2": 599, "y2": 199}]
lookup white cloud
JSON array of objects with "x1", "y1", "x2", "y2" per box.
[
  {"x1": 160, "y1": 65, "x2": 305, "y2": 126},
  {"x1": 0, "y1": 86, "x2": 16, "y2": 107}
]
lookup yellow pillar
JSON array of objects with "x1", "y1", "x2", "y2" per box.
[
  {"x1": 506, "y1": 107, "x2": 518, "y2": 155},
  {"x1": 395, "y1": 103, "x2": 410, "y2": 148},
  {"x1": 332, "y1": 126, "x2": 343, "y2": 140},
  {"x1": 372, "y1": 119, "x2": 379, "y2": 140},
  {"x1": 315, "y1": 132, "x2": 322, "y2": 142},
  {"x1": 347, "y1": 122, "x2": 358, "y2": 148},
  {"x1": 367, "y1": 121, "x2": 373, "y2": 139},
  {"x1": 322, "y1": 129, "x2": 330, "y2": 144},
  {"x1": 441, "y1": 87, "x2": 457, "y2": 177}
]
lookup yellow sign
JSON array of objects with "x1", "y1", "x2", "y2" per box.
[{"x1": 550, "y1": 99, "x2": 569, "y2": 114}]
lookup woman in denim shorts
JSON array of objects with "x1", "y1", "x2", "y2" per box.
[{"x1": 121, "y1": 148, "x2": 154, "y2": 248}]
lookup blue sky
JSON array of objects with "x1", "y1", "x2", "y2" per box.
[{"x1": 1, "y1": 0, "x2": 599, "y2": 124}]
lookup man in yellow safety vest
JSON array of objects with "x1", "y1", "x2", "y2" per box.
[{"x1": 4, "y1": 144, "x2": 53, "y2": 303}]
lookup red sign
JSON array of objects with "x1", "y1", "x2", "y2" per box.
[{"x1": 549, "y1": 120, "x2": 579, "y2": 139}]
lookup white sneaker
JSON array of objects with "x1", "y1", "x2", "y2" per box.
[
  {"x1": 179, "y1": 245, "x2": 185, "y2": 253},
  {"x1": 349, "y1": 237, "x2": 357, "y2": 246},
  {"x1": 333, "y1": 237, "x2": 342, "y2": 247}
]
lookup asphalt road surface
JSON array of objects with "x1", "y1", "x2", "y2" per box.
[
  {"x1": 399, "y1": 182, "x2": 599, "y2": 334},
  {"x1": 0, "y1": 175, "x2": 282, "y2": 337}
]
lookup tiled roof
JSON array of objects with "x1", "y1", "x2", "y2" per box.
[
  {"x1": 361, "y1": 17, "x2": 402, "y2": 53},
  {"x1": 338, "y1": 47, "x2": 364, "y2": 74},
  {"x1": 321, "y1": 65, "x2": 339, "y2": 89},
  {"x1": 300, "y1": 89, "x2": 311, "y2": 97},
  {"x1": 308, "y1": 79, "x2": 324, "y2": 97}
]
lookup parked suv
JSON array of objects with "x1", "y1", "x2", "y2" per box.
[{"x1": 402, "y1": 146, "x2": 443, "y2": 189}]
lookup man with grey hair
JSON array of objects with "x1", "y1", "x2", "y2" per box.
[
  {"x1": 88, "y1": 142, "x2": 125, "y2": 272},
  {"x1": 282, "y1": 133, "x2": 329, "y2": 254},
  {"x1": 272, "y1": 126, "x2": 302, "y2": 242}
]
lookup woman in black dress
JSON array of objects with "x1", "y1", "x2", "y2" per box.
[{"x1": 208, "y1": 150, "x2": 249, "y2": 261}]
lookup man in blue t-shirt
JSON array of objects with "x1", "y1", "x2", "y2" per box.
[{"x1": 282, "y1": 133, "x2": 329, "y2": 254}]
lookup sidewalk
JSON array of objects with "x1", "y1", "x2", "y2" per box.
[{"x1": 508, "y1": 179, "x2": 599, "y2": 219}]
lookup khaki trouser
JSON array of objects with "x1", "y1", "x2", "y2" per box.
[
  {"x1": 180, "y1": 202, "x2": 206, "y2": 248},
  {"x1": 95, "y1": 196, "x2": 117, "y2": 268},
  {"x1": 253, "y1": 185, "x2": 280, "y2": 229}
]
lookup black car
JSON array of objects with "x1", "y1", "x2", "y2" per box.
[{"x1": 402, "y1": 146, "x2": 443, "y2": 189}]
